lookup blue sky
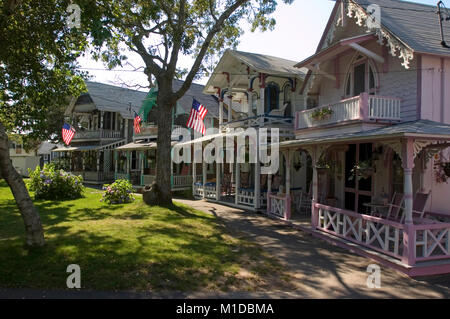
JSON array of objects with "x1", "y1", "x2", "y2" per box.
[{"x1": 78, "y1": 0, "x2": 444, "y2": 88}]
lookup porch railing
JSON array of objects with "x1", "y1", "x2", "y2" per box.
[
  {"x1": 71, "y1": 171, "x2": 114, "y2": 182},
  {"x1": 315, "y1": 203, "x2": 404, "y2": 260},
  {"x1": 267, "y1": 193, "x2": 291, "y2": 220},
  {"x1": 172, "y1": 175, "x2": 192, "y2": 188},
  {"x1": 295, "y1": 94, "x2": 401, "y2": 130},
  {"x1": 141, "y1": 174, "x2": 156, "y2": 185},
  {"x1": 414, "y1": 222, "x2": 450, "y2": 262},
  {"x1": 221, "y1": 114, "x2": 293, "y2": 131},
  {"x1": 73, "y1": 130, "x2": 123, "y2": 140},
  {"x1": 237, "y1": 189, "x2": 267, "y2": 208}
]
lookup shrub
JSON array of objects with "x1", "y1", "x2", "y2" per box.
[
  {"x1": 101, "y1": 179, "x2": 135, "y2": 204},
  {"x1": 28, "y1": 164, "x2": 84, "y2": 200}
]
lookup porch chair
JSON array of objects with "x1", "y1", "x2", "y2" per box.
[
  {"x1": 398, "y1": 191, "x2": 431, "y2": 223},
  {"x1": 386, "y1": 192, "x2": 404, "y2": 222},
  {"x1": 295, "y1": 183, "x2": 313, "y2": 214},
  {"x1": 268, "y1": 103, "x2": 289, "y2": 117}
]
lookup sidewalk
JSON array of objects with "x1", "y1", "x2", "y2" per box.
[{"x1": 173, "y1": 199, "x2": 450, "y2": 298}]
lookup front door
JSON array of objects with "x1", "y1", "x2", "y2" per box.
[{"x1": 344, "y1": 143, "x2": 373, "y2": 213}]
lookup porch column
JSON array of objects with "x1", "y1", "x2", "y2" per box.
[
  {"x1": 402, "y1": 138, "x2": 415, "y2": 225},
  {"x1": 254, "y1": 140, "x2": 261, "y2": 210},
  {"x1": 96, "y1": 151, "x2": 101, "y2": 171},
  {"x1": 311, "y1": 146, "x2": 319, "y2": 229},
  {"x1": 100, "y1": 111, "x2": 104, "y2": 129},
  {"x1": 192, "y1": 162, "x2": 197, "y2": 197},
  {"x1": 216, "y1": 161, "x2": 221, "y2": 201},
  {"x1": 140, "y1": 151, "x2": 144, "y2": 186},
  {"x1": 402, "y1": 138, "x2": 416, "y2": 266},
  {"x1": 227, "y1": 92, "x2": 233, "y2": 123},
  {"x1": 267, "y1": 172, "x2": 272, "y2": 214},
  {"x1": 114, "y1": 151, "x2": 118, "y2": 179},
  {"x1": 235, "y1": 162, "x2": 240, "y2": 205},
  {"x1": 202, "y1": 159, "x2": 207, "y2": 200},
  {"x1": 285, "y1": 150, "x2": 291, "y2": 220},
  {"x1": 126, "y1": 151, "x2": 130, "y2": 178},
  {"x1": 258, "y1": 73, "x2": 266, "y2": 126},
  {"x1": 219, "y1": 98, "x2": 224, "y2": 127},
  {"x1": 247, "y1": 88, "x2": 253, "y2": 117}
]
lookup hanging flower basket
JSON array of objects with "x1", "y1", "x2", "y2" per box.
[
  {"x1": 349, "y1": 161, "x2": 375, "y2": 181},
  {"x1": 315, "y1": 158, "x2": 331, "y2": 175}
]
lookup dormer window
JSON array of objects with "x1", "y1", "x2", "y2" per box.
[{"x1": 344, "y1": 55, "x2": 378, "y2": 98}]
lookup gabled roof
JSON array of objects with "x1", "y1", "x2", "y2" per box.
[
  {"x1": 339, "y1": 0, "x2": 450, "y2": 57},
  {"x1": 37, "y1": 141, "x2": 59, "y2": 155},
  {"x1": 228, "y1": 50, "x2": 308, "y2": 77},
  {"x1": 73, "y1": 81, "x2": 219, "y2": 120}
]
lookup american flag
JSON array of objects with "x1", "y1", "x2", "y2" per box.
[
  {"x1": 187, "y1": 98, "x2": 208, "y2": 135},
  {"x1": 134, "y1": 112, "x2": 142, "y2": 134},
  {"x1": 62, "y1": 123, "x2": 76, "y2": 146}
]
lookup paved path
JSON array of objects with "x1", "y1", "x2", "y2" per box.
[{"x1": 173, "y1": 199, "x2": 450, "y2": 299}]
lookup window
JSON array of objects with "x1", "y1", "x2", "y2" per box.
[
  {"x1": 131, "y1": 151, "x2": 138, "y2": 170},
  {"x1": 264, "y1": 83, "x2": 279, "y2": 113},
  {"x1": 344, "y1": 55, "x2": 378, "y2": 98}
]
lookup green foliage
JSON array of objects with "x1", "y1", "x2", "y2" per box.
[
  {"x1": 28, "y1": 163, "x2": 84, "y2": 200},
  {"x1": 0, "y1": 0, "x2": 91, "y2": 144},
  {"x1": 51, "y1": 157, "x2": 71, "y2": 171},
  {"x1": 311, "y1": 107, "x2": 333, "y2": 121},
  {"x1": 348, "y1": 160, "x2": 375, "y2": 182},
  {"x1": 101, "y1": 179, "x2": 135, "y2": 204}
]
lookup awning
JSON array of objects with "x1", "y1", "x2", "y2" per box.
[
  {"x1": 278, "y1": 120, "x2": 450, "y2": 149},
  {"x1": 115, "y1": 141, "x2": 178, "y2": 151},
  {"x1": 53, "y1": 145, "x2": 100, "y2": 152}
]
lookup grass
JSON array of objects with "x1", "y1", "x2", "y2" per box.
[{"x1": 0, "y1": 180, "x2": 291, "y2": 292}]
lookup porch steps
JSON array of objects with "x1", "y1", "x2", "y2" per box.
[{"x1": 260, "y1": 212, "x2": 450, "y2": 277}]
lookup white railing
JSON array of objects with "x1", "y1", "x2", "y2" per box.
[
  {"x1": 267, "y1": 193, "x2": 291, "y2": 220},
  {"x1": 204, "y1": 185, "x2": 217, "y2": 200},
  {"x1": 172, "y1": 175, "x2": 192, "y2": 188},
  {"x1": 74, "y1": 130, "x2": 123, "y2": 140},
  {"x1": 193, "y1": 184, "x2": 204, "y2": 197},
  {"x1": 315, "y1": 203, "x2": 404, "y2": 259},
  {"x1": 414, "y1": 223, "x2": 450, "y2": 262},
  {"x1": 237, "y1": 189, "x2": 267, "y2": 207},
  {"x1": 295, "y1": 94, "x2": 401, "y2": 130}
]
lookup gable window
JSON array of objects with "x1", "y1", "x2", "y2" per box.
[
  {"x1": 344, "y1": 55, "x2": 378, "y2": 98},
  {"x1": 264, "y1": 83, "x2": 279, "y2": 113}
]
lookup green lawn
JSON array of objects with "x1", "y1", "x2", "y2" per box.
[{"x1": 0, "y1": 180, "x2": 289, "y2": 291}]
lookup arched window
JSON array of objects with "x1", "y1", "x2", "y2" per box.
[
  {"x1": 264, "y1": 83, "x2": 279, "y2": 113},
  {"x1": 344, "y1": 54, "x2": 378, "y2": 98}
]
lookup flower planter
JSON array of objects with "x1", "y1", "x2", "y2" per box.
[{"x1": 316, "y1": 167, "x2": 329, "y2": 175}]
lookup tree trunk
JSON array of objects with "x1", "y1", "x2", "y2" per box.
[{"x1": 0, "y1": 121, "x2": 45, "y2": 247}]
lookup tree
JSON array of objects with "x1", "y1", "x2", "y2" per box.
[
  {"x1": 0, "y1": 0, "x2": 90, "y2": 246},
  {"x1": 89, "y1": 0, "x2": 293, "y2": 205}
]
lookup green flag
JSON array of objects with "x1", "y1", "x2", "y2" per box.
[{"x1": 139, "y1": 86, "x2": 158, "y2": 122}]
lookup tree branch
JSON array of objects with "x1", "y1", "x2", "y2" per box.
[{"x1": 175, "y1": 0, "x2": 249, "y2": 99}]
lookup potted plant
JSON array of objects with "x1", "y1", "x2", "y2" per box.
[
  {"x1": 349, "y1": 160, "x2": 375, "y2": 181},
  {"x1": 315, "y1": 157, "x2": 331, "y2": 175},
  {"x1": 311, "y1": 107, "x2": 333, "y2": 121}
]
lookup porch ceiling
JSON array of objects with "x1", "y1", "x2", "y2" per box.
[
  {"x1": 295, "y1": 33, "x2": 378, "y2": 69},
  {"x1": 279, "y1": 120, "x2": 450, "y2": 149}
]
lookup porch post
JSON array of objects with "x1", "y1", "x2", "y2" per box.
[
  {"x1": 192, "y1": 162, "x2": 197, "y2": 197},
  {"x1": 202, "y1": 159, "x2": 207, "y2": 200},
  {"x1": 219, "y1": 98, "x2": 224, "y2": 127},
  {"x1": 285, "y1": 149, "x2": 291, "y2": 220},
  {"x1": 114, "y1": 151, "x2": 118, "y2": 180},
  {"x1": 267, "y1": 172, "x2": 272, "y2": 214},
  {"x1": 254, "y1": 138, "x2": 261, "y2": 210},
  {"x1": 402, "y1": 138, "x2": 416, "y2": 266},
  {"x1": 359, "y1": 93, "x2": 369, "y2": 121},
  {"x1": 216, "y1": 161, "x2": 221, "y2": 201},
  {"x1": 126, "y1": 151, "x2": 130, "y2": 179},
  {"x1": 247, "y1": 88, "x2": 253, "y2": 117},
  {"x1": 227, "y1": 92, "x2": 233, "y2": 124},
  {"x1": 235, "y1": 162, "x2": 240, "y2": 205},
  {"x1": 140, "y1": 151, "x2": 144, "y2": 186},
  {"x1": 311, "y1": 146, "x2": 319, "y2": 229},
  {"x1": 259, "y1": 73, "x2": 266, "y2": 126}
]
